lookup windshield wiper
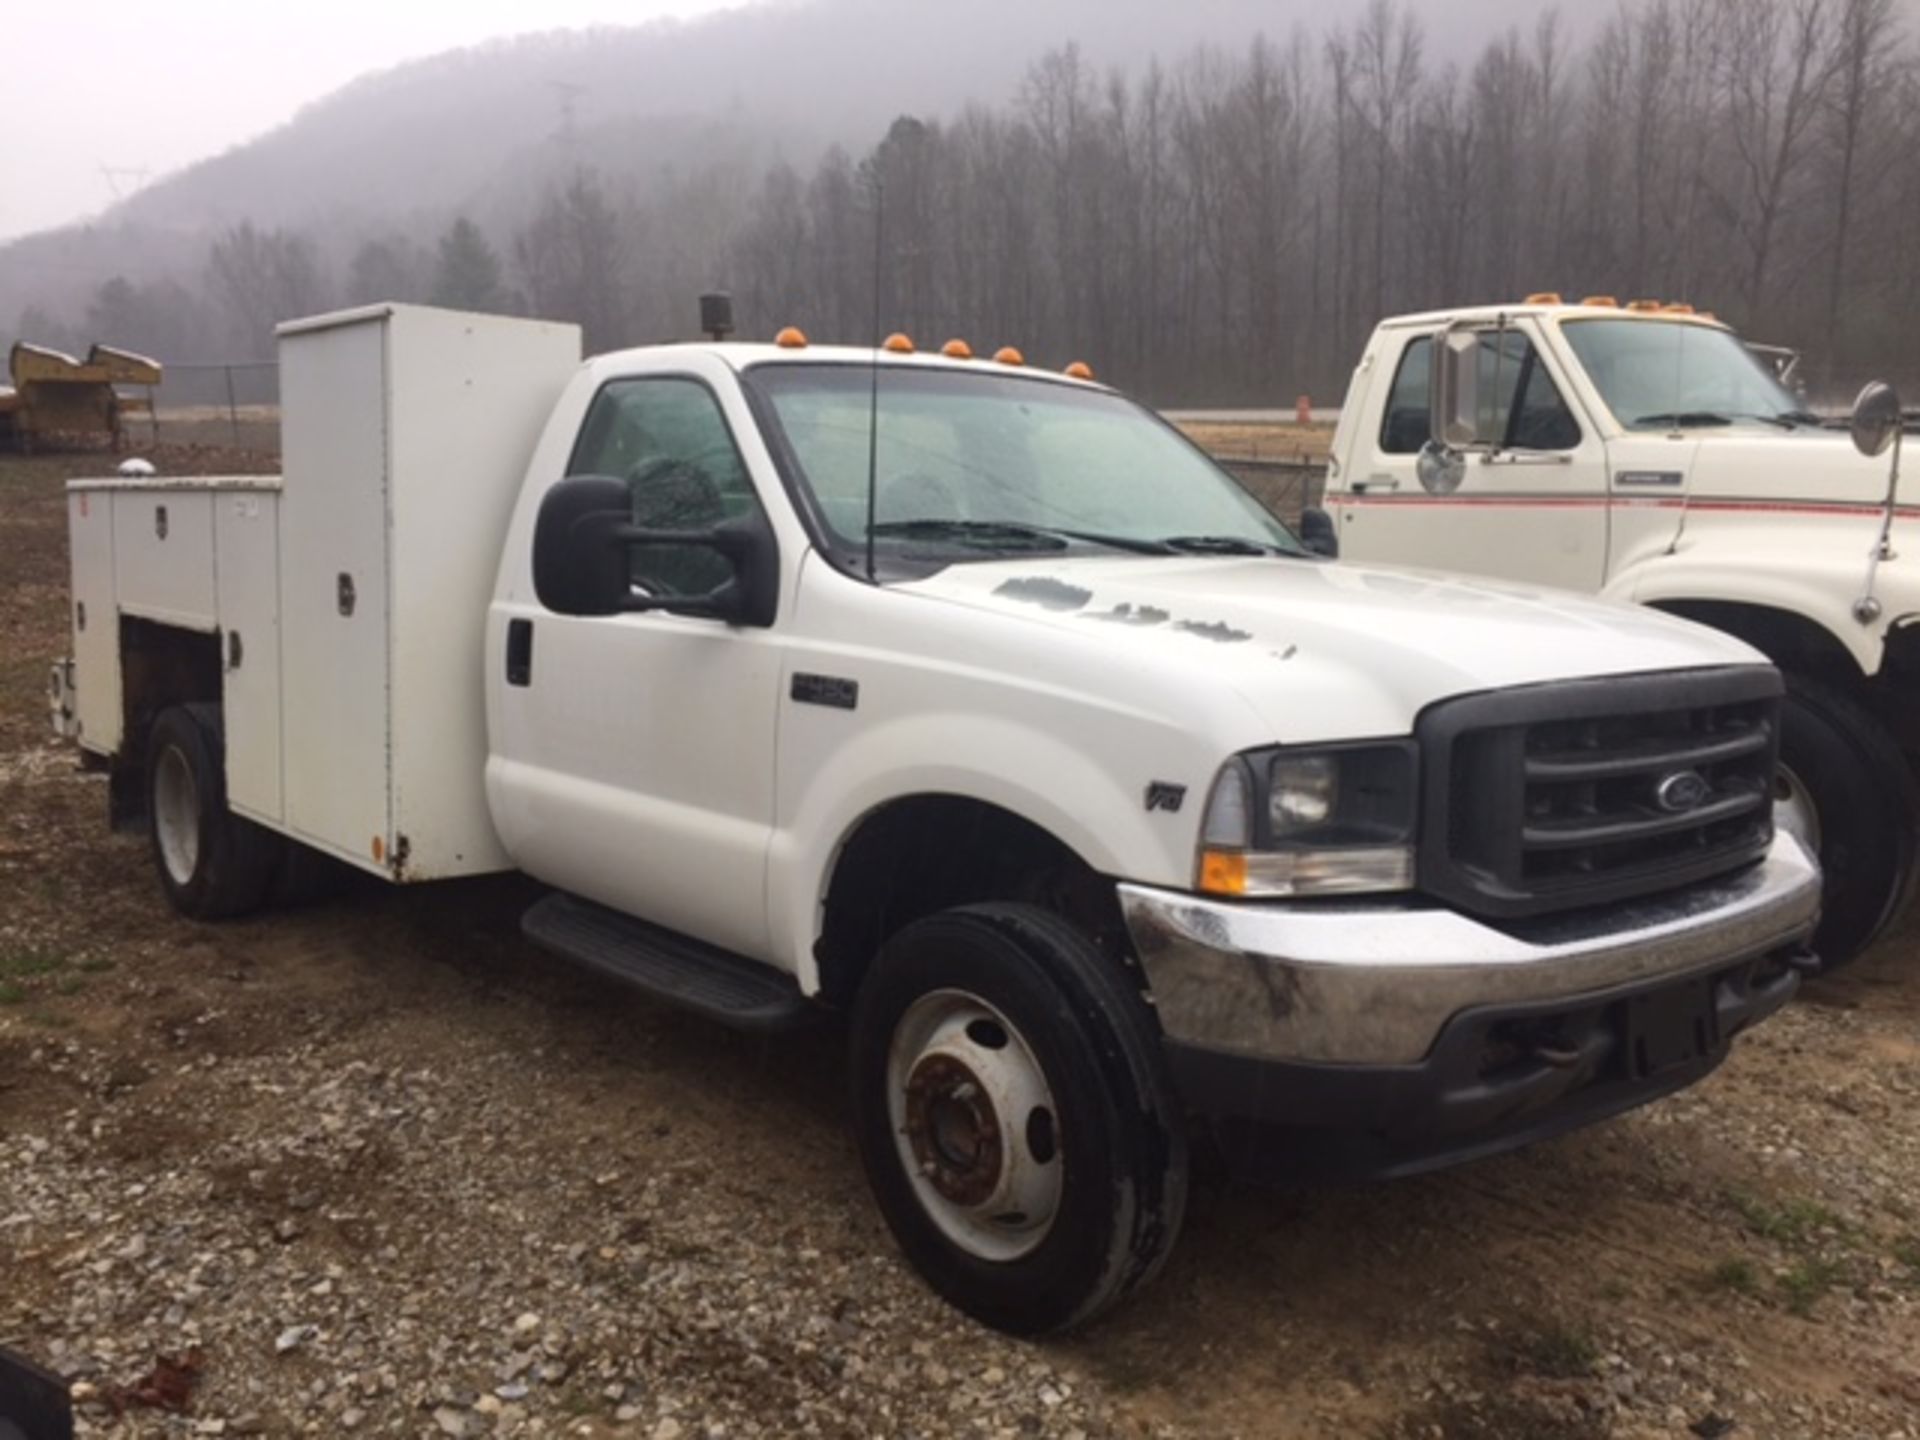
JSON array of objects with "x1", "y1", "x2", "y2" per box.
[
  {"x1": 1633, "y1": 411, "x2": 1799, "y2": 431},
  {"x1": 869, "y1": 519, "x2": 1180, "y2": 555},
  {"x1": 1158, "y1": 535, "x2": 1293, "y2": 557},
  {"x1": 867, "y1": 519, "x2": 1069, "y2": 551},
  {"x1": 1633, "y1": 412, "x2": 1733, "y2": 429}
]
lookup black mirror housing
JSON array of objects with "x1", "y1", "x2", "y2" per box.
[
  {"x1": 533, "y1": 475, "x2": 632, "y2": 617},
  {"x1": 1299, "y1": 506, "x2": 1339, "y2": 559},
  {"x1": 532, "y1": 474, "x2": 779, "y2": 627}
]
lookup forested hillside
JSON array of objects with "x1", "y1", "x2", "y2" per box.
[{"x1": 4, "y1": 0, "x2": 1913, "y2": 404}]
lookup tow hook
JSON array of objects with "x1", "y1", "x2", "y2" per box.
[
  {"x1": 1530, "y1": 1040, "x2": 1584, "y2": 1069},
  {"x1": 1783, "y1": 948, "x2": 1822, "y2": 977}
]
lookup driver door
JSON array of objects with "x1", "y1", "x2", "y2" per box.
[
  {"x1": 496, "y1": 370, "x2": 784, "y2": 959},
  {"x1": 1333, "y1": 324, "x2": 1609, "y2": 592}
]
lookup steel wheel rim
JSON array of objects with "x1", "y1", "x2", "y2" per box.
[
  {"x1": 885, "y1": 988, "x2": 1064, "y2": 1263},
  {"x1": 1773, "y1": 762, "x2": 1822, "y2": 856},
  {"x1": 154, "y1": 745, "x2": 201, "y2": 885}
]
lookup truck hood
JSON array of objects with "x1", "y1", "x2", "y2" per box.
[
  {"x1": 900, "y1": 555, "x2": 1760, "y2": 742},
  {"x1": 1681, "y1": 426, "x2": 1904, "y2": 506}
]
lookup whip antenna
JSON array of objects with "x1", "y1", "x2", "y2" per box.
[{"x1": 864, "y1": 176, "x2": 884, "y2": 583}]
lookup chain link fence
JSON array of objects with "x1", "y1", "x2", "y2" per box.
[{"x1": 139, "y1": 362, "x2": 281, "y2": 452}]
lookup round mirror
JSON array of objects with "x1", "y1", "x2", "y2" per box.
[
  {"x1": 1850, "y1": 381, "x2": 1904, "y2": 460},
  {"x1": 1416, "y1": 440, "x2": 1466, "y2": 495}
]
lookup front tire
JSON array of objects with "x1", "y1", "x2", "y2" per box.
[
  {"x1": 1777, "y1": 673, "x2": 1920, "y2": 969},
  {"x1": 146, "y1": 703, "x2": 283, "y2": 920},
  {"x1": 849, "y1": 904, "x2": 1188, "y2": 1334}
]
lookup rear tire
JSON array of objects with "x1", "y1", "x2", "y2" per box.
[
  {"x1": 849, "y1": 903, "x2": 1188, "y2": 1334},
  {"x1": 146, "y1": 703, "x2": 282, "y2": 920},
  {"x1": 1777, "y1": 673, "x2": 1920, "y2": 969}
]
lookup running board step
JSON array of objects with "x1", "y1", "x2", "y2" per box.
[{"x1": 521, "y1": 893, "x2": 819, "y2": 1032}]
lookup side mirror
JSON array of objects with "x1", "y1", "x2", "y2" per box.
[
  {"x1": 1429, "y1": 326, "x2": 1486, "y2": 449},
  {"x1": 1415, "y1": 440, "x2": 1467, "y2": 496},
  {"x1": 1298, "y1": 506, "x2": 1338, "y2": 558},
  {"x1": 532, "y1": 474, "x2": 777, "y2": 626},
  {"x1": 1851, "y1": 381, "x2": 1904, "y2": 460}
]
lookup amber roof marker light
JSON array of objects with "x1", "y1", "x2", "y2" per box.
[
  {"x1": 1063, "y1": 361, "x2": 1094, "y2": 380},
  {"x1": 775, "y1": 326, "x2": 809, "y2": 349},
  {"x1": 941, "y1": 339, "x2": 974, "y2": 360},
  {"x1": 883, "y1": 333, "x2": 914, "y2": 354}
]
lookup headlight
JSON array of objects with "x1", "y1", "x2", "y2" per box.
[{"x1": 1197, "y1": 742, "x2": 1417, "y2": 897}]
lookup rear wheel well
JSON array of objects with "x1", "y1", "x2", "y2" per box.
[
  {"x1": 813, "y1": 796, "x2": 1127, "y2": 1006},
  {"x1": 112, "y1": 618, "x2": 222, "y2": 828}
]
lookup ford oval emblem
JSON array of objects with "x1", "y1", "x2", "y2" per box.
[{"x1": 1655, "y1": 770, "x2": 1711, "y2": 813}]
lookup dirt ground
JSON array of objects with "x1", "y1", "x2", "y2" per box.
[{"x1": 3, "y1": 447, "x2": 1919, "y2": 1439}]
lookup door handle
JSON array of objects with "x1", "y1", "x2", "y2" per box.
[
  {"x1": 506, "y1": 619, "x2": 533, "y2": 687},
  {"x1": 1351, "y1": 477, "x2": 1401, "y2": 494}
]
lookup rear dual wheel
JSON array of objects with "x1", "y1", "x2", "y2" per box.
[
  {"x1": 849, "y1": 904, "x2": 1189, "y2": 1334},
  {"x1": 146, "y1": 704, "x2": 283, "y2": 919}
]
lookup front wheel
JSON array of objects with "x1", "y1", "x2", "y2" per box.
[
  {"x1": 146, "y1": 703, "x2": 283, "y2": 920},
  {"x1": 848, "y1": 904, "x2": 1188, "y2": 1334},
  {"x1": 1776, "y1": 673, "x2": 1920, "y2": 969}
]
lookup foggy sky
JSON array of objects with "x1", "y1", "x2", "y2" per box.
[
  {"x1": 1, "y1": 0, "x2": 735, "y2": 242},
  {"x1": 6, "y1": 0, "x2": 1714, "y2": 246}
]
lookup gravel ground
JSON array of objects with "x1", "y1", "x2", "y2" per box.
[{"x1": 3, "y1": 448, "x2": 1920, "y2": 1438}]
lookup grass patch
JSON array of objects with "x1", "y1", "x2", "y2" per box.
[
  {"x1": 1704, "y1": 1257, "x2": 1760, "y2": 1296},
  {"x1": 1893, "y1": 1237, "x2": 1920, "y2": 1276},
  {"x1": 0, "y1": 949, "x2": 68, "y2": 980},
  {"x1": 1729, "y1": 1189, "x2": 1848, "y2": 1245},
  {"x1": 1776, "y1": 1258, "x2": 1845, "y2": 1317},
  {"x1": 0, "y1": 981, "x2": 24, "y2": 1006},
  {"x1": 1515, "y1": 1324, "x2": 1599, "y2": 1379}
]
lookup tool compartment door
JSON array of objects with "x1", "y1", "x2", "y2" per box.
[
  {"x1": 215, "y1": 488, "x2": 284, "y2": 824},
  {"x1": 279, "y1": 318, "x2": 392, "y2": 868},
  {"x1": 66, "y1": 488, "x2": 121, "y2": 754}
]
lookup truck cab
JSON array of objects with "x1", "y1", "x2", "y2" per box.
[
  {"x1": 53, "y1": 304, "x2": 1821, "y2": 1332},
  {"x1": 1324, "y1": 298, "x2": 1919, "y2": 967}
]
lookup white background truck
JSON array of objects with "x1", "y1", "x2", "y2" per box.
[
  {"x1": 51, "y1": 302, "x2": 1820, "y2": 1331},
  {"x1": 1317, "y1": 298, "x2": 1917, "y2": 968}
]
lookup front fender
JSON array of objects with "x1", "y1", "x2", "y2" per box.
[
  {"x1": 1608, "y1": 547, "x2": 1893, "y2": 676},
  {"x1": 768, "y1": 709, "x2": 1205, "y2": 992}
]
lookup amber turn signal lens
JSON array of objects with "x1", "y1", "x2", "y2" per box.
[{"x1": 1197, "y1": 850, "x2": 1248, "y2": 896}]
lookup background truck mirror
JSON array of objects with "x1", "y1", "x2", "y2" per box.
[
  {"x1": 1416, "y1": 441, "x2": 1467, "y2": 496},
  {"x1": 1298, "y1": 507, "x2": 1339, "y2": 558},
  {"x1": 1430, "y1": 327, "x2": 1484, "y2": 450},
  {"x1": 1851, "y1": 380, "x2": 1904, "y2": 460}
]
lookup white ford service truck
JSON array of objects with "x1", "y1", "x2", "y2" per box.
[
  {"x1": 50, "y1": 302, "x2": 1820, "y2": 1332},
  {"x1": 1315, "y1": 298, "x2": 1916, "y2": 968}
]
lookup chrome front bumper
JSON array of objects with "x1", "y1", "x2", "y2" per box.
[{"x1": 1119, "y1": 833, "x2": 1820, "y2": 1067}]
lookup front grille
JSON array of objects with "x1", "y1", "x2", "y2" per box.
[{"x1": 1418, "y1": 667, "x2": 1781, "y2": 920}]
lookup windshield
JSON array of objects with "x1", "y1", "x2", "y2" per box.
[
  {"x1": 748, "y1": 362, "x2": 1302, "y2": 561},
  {"x1": 1561, "y1": 319, "x2": 1801, "y2": 431}
]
